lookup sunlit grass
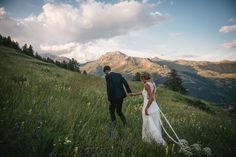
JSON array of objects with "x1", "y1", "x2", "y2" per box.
[{"x1": 0, "y1": 46, "x2": 235, "y2": 157}]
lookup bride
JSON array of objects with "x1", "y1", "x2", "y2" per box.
[{"x1": 129, "y1": 72, "x2": 166, "y2": 146}]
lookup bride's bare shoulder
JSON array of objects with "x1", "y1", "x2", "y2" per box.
[{"x1": 144, "y1": 82, "x2": 151, "y2": 89}]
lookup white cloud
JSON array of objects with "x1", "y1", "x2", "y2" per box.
[
  {"x1": 0, "y1": 1, "x2": 165, "y2": 44},
  {"x1": 55, "y1": 38, "x2": 151, "y2": 63},
  {"x1": 142, "y1": 0, "x2": 149, "y2": 4},
  {"x1": 219, "y1": 24, "x2": 236, "y2": 33},
  {"x1": 44, "y1": 0, "x2": 55, "y2": 3},
  {"x1": 0, "y1": 1, "x2": 166, "y2": 62},
  {"x1": 40, "y1": 42, "x2": 79, "y2": 54},
  {"x1": 228, "y1": 18, "x2": 236, "y2": 22},
  {"x1": 223, "y1": 39, "x2": 236, "y2": 49},
  {"x1": 168, "y1": 32, "x2": 182, "y2": 37}
]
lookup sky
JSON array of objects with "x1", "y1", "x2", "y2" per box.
[{"x1": 0, "y1": 0, "x2": 236, "y2": 63}]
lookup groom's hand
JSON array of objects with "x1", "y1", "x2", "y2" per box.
[
  {"x1": 128, "y1": 93, "x2": 133, "y2": 96},
  {"x1": 108, "y1": 100, "x2": 111, "y2": 106}
]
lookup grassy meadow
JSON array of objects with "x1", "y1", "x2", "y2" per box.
[{"x1": 0, "y1": 46, "x2": 235, "y2": 157}]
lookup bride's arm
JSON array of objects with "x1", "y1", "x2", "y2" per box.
[
  {"x1": 144, "y1": 83, "x2": 154, "y2": 115},
  {"x1": 129, "y1": 91, "x2": 142, "y2": 96}
]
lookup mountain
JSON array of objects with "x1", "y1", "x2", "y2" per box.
[
  {"x1": 80, "y1": 51, "x2": 170, "y2": 79},
  {"x1": 81, "y1": 51, "x2": 236, "y2": 107},
  {"x1": 153, "y1": 58, "x2": 236, "y2": 107},
  {"x1": 173, "y1": 59, "x2": 236, "y2": 78},
  {"x1": 41, "y1": 53, "x2": 70, "y2": 63}
]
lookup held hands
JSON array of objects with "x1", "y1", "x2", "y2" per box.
[
  {"x1": 108, "y1": 100, "x2": 111, "y2": 106},
  {"x1": 128, "y1": 93, "x2": 134, "y2": 96}
]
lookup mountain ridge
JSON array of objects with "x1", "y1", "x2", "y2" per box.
[
  {"x1": 80, "y1": 51, "x2": 236, "y2": 107},
  {"x1": 41, "y1": 53, "x2": 70, "y2": 63}
]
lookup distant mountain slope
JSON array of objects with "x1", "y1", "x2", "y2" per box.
[
  {"x1": 81, "y1": 51, "x2": 170, "y2": 77},
  {"x1": 173, "y1": 60, "x2": 236, "y2": 78},
  {"x1": 41, "y1": 53, "x2": 70, "y2": 63},
  {"x1": 81, "y1": 52, "x2": 236, "y2": 107},
  {"x1": 154, "y1": 59, "x2": 236, "y2": 107}
]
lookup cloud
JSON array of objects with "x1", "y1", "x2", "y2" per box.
[
  {"x1": 53, "y1": 38, "x2": 151, "y2": 63},
  {"x1": 219, "y1": 24, "x2": 236, "y2": 33},
  {"x1": 180, "y1": 54, "x2": 197, "y2": 59},
  {"x1": 228, "y1": 18, "x2": 236, "y2": 22},
  {"x1": 0, "y1": 1, "x2": 166, "y2": 62},
  {"x1": 168, "y1": 32, "x2": 182, "y2": 37},
  {"x1": 223, "y1": 39, "x2": 236, "y2": 49},
  {"x1": 40, "y1": 42, "x2": 79, "y2": 54},
  {"x1": 0, "y1": 1, "x2": 165, "y2": 44}
]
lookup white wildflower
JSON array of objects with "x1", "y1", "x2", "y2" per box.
[
  {"x1": 179, "y1": 139, "x2": 189, "y2": 147},
  {"x1": 64, "y1": 137, "x2": 72, "y2": 145},
  {"x1": 178, "y1": 139, "x2": 193, "y2": 157},
  {"x1": 179, "y1": 146, "x2": 193, "y2": 157},
  {"x1": 28, "y1": 108, "x2": 32, "y2": 115},
  {"x1": 190, "y1": 143, "x2": 202, "y2": 153},
  {"x1": 203, "y1": 147, "x2": 212, "y2": 157}
]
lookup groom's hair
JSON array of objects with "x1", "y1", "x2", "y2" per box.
[{"x1": 103, "y1": 65, "x2": 111, "y2": 72}]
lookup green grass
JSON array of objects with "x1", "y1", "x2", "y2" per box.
[{"x1": 0, "y1": 46, "x2": 235, "y2": 157}]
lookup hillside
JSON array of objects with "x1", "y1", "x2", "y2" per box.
[
  {"x1": 152, "y1": 59, "x2": 236, "y2": 107},
  {"x1": 81, "y1": 52, "x2": 236, "y2": 107},
  {"x1": 0, "y1": 46, "x2": 236, "y2": 157},
  {"x1": 173, "y1": 59, "x2": 236, "y2": 79}
]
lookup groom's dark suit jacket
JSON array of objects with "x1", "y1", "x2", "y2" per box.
[{"x1": 105, "y1": 72, "x2": 132, "y2": 101}]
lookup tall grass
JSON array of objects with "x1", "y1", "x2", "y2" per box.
[{"x1": 0, "y1": 46, "x2": 235, "y2": 157}]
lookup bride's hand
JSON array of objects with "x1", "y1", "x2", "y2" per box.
[
  {"x1": 128, "y1": 93, "x2": 134, "y2": 96},
  {"x1": 145, "y1": 107, "x2": 149, "y2": 116}
]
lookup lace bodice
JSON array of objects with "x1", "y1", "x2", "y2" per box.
[
  {"x1": 142, "y1": 81, "x2": 159, "y2": 114},
  {"x1": 142, "y1": 81, "x2": 156, "y2": 102}
]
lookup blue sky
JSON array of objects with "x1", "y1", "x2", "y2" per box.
[{"x1": 0, "y1": 0, "x2": 235, "y2": 62}]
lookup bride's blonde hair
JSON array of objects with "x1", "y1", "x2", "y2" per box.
[{"x1": 140, "y1": 72, "x2": 152, "y2": 80}]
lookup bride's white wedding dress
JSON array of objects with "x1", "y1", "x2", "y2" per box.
[{"x1": 142, "y1": 82, "x2": 166, "y2": 145}]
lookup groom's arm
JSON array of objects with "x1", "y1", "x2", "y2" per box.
[
  {"x1": 120, "y1": 74, "x2": 132, "y2": 93},
  {"x1": 105, "y1": 75, "x2": 113, "y2": 101}
]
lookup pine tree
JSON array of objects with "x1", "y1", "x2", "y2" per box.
[
  {"x1": 133, "y1": 72, "x2": 141, "y2": 81},
  {"x1": 0, "y1": 34, "x2": 3, "y2": 45},
  {"x1": 164, "y1": 69, "x2": 187, "y2": 94},
  {"x1": 22, "y1": 44, "x2": 28, "y2": 54},
  {"x1": 83, "y1": 70, "x2": 87, "y2": 75},
  {"x1": 28, "y1": 45, "x2": 34, "y2": 56}
]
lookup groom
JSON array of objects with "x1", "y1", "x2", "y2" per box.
[{"x1": 103, "y1": 65, "x2": 132, "y2": 127}]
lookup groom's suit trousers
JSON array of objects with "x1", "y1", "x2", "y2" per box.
[{"x1": 109, "y1": 98, "x2": 126, "y2": 125}]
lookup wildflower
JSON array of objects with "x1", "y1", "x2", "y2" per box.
[
  {"x1": 14, "y1": 123, "x2": 22, "y2": 136},
  {"x1": 179, "y1": 139, "x2": 189, "y2": 147},
  {"x1": 73, "y1": 146, "x2": 78, "y2": 156},
  {"x1": 203, "y1": 147, "x2": 212, "y2": 157},
  {"x1": 190, "y1": 143, "x2": 201, "y2": 153},
  {"x1": 179, "y1": 146, "x2": 193, "y2": 157},
  {"x1": 28, "y1": 108, "x2": 32, "y2": 115},
  {"x1": 64, "y1": 137, "x2": 72, "y2": 145},
  {"x1": 21, "y1": 121, "x2": 25, "y2": 127},
  {"x1": 32, "y1": 129, "x2": 40, "y2": 140}
]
